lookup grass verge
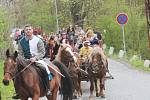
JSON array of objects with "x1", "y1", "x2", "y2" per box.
[
  {"x1": 0, "y1": 60, "x2": 15, "y2": 100},
  {"x1": 110, "y1": 54, "x2": 150, "y2": 72}
]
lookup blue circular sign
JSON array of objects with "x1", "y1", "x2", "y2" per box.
[{"x1": 116, "y1": 13, "x2": 128, "y2": 25}]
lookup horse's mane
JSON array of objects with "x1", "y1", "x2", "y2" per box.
[
  {"x1": 55, "y1": 47, "x2": 61, "y2": 61},
  {"x1": 89, "y1": 46, "x2": 102, "y2": 62},
  {"x1": 91, "y1": 46, "x2": 102, "y2": 55},
  {"x1": 16, "y1": 56, "x2": 30, "y2": 67},
  {"x1": 55, "y1": 44, "x2": 72, "y2": 61}
]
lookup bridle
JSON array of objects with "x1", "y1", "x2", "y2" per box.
[
  {"x1": 4, "y1": 71, "x2": 14, "y2": 78},
  {"x1": 63, "y1": 45, "x2": 77, "y2": 63},
  {"x1": 4, "y1": 61, "x2": 32, "y2": 80}
]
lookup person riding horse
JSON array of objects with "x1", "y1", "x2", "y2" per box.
[{"x1": 15, "y1": 24, "x2": 52, "y2": 98}]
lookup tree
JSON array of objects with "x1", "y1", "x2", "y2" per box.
[{"x1": 145, "y1": 0, "x2": 150, "y2": 51}]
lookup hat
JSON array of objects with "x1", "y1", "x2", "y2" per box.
[{"x1": 83, "y1": 40, "x2": 90, "y2": 45}]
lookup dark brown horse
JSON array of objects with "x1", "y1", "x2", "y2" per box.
[
  {"x1": 55, "y1": 44, "x2": 83, "y2": 98},
  {"x1": 88, "y1": 46, "x2": 107, "y2": 98},
  {"x1": 3, "y1": 49, "x2": 73, "y2": 100}
]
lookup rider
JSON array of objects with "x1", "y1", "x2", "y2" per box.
[
  {"x1": 17, "y1": 24, "x2": 52, "y2": 96},
  {"x1": 79, "y1": 40, "x2": 93, "y2": 62}
]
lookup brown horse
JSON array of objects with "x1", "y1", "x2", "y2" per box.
[
  {"x1": 2, "y1": 49, "x2": 73, "y2": 100},
  {"x1": 88, "y1": 46, "x2": 107, "y2": 98},
  {"x1": 55, "y1": 44, "x2": 83, "y2": 98}
]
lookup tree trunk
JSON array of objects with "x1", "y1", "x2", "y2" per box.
[{"x1": 145, "y1": 0, "x2": 150, "y2": 50}]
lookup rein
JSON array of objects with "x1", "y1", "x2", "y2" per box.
[{"x1": 11, "y1": 62, "x2": 32, "y2": 79}]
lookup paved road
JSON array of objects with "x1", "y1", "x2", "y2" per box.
[
  {"x1": 23, "y1": 59, "x2": 150, "y2": 100},
  {"x1": 105, "y1": 59, "x2": 150, "y2": 100}
]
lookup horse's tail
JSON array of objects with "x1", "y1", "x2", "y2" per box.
[{"x1": 52, "y1": 60, "x2": 73, "y2": 100}]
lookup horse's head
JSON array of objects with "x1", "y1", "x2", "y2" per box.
[
  {"x1": 56, "y1": 44, "x2": 77, "y2": 63},
  {"x1": 89, "y1": 47, "x2": 104, "y2": 73},
  {"x1": 3, "y1": 49, "x2": 18, "y2": 86}
]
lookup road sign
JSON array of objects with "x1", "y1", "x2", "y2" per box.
[
  {"x1": 116, "y1": 13, "x2": 128, "y2": 54},
  {"x1": 116, "y1": 13, "x2": 128, "y2": 25}
]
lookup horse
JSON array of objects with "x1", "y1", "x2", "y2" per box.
[
  {"x1": 55, "y1": 44, "x2": 83, "y2": 98},
  {"x1": 88, "y1": 46, "x2": 107, "y2": 98},
  {"x1": 2, "y1": 49, "x2": 73, "y2": 100}
]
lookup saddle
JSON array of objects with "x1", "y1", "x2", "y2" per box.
[
  {"x1": 16, "y1": 56, "x2": 52, "y2": 92},
  {"x1": 35, "y1": 64, "x2": 54, "y2": 91},
  {"x1": 35, "y1": 63, "x2": 52, "y2": 92}
]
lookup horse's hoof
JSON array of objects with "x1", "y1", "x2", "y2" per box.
[
  {"x1": 96, "y1": 93, "x2": 99, "y2": 97},
  {"x1": 111, "y1": 76, "x2": 114, "y2": 79},
  {"x1": 73, "y1": 95, "x2": 77, "y2": 99},
  {"x1": 101, "y1": 95, "x2": 105, "y2": 98}
]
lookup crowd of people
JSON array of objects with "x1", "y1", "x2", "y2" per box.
[
  {"x1": 11, "y1": 24, "x2": 105, "y2": 99},
  {"x1": 13, "y1": 25, "x2": 104, "y2": 61}
]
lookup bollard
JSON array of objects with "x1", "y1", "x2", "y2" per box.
[
  {"x1": 108, "y1": 47, "x2": 114, "y2": 56},
  {"x1": 144, "y1": 60, "x2": 150, "y2": 68},
  {"x1": 118, "y1": 50, "x2": 125, "y2": 58}
]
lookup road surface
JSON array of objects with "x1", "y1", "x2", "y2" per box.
[{"x1": 17, "y1": 59, "x2": 150, "y2": 100}]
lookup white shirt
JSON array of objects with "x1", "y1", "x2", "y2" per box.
[{"x1": 29, "y1": 35, "x2": 40, "y2": 56}]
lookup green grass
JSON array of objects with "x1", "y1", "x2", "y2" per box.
[
  {"x1": 0, "y1": 61, "x2": 15, "y2": 100},
  {"x1": 110, "y1": 54, "x2": 150, "y2": 72},
  {"x1": 129, "y1": 59, "x2": 150, "y2": 72}
]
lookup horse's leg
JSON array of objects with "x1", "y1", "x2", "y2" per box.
[
  {"x1": 72, "y1": 78, "x2": 78, "y2": 99},
  {"x1": 73, "y1": 90, "x2": 77, "y2": 99},
  {"x1": 32, "y1": 84, "x2": 40, "y2": 100},
  {"x1": 90, "y1": 79, "x2": 94, "y2": 97},
  {"x1": 47, "y1": 75, "x2": 60, "y2": 100},
  {"x1": 52, "y1": 87, "x2": 59, "y2": 100},
  {"x1": 78, "y1": 73, "x2": 83, "y2": 96},
  {"x1": 78, "y1": 79, "x2": 82, "y2": 96},
  {"x1": 94, "y1": 79, "x2": 99, "y2": 97},
  {"x1": 99, "y1": 77, "x2": 105, "y2": 98},
  {"x1": 32, "y1": 95, "x2": 40, "y2": 100},
  {"x1": 50, "y1": 81, "x2": 59, "y2": 100},
  {"x1": 75, "y1": 78, "x2": 82, "y2": 98},
  {"x1": 47, "y1": 87, "x2": 59, "y2": 100}
]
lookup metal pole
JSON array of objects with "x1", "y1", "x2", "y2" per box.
[
  {"x1": 54, "y1": 0, "x2": 59, "y2": 34},
  {"x1": 122, "y1": 24, "x2": 126, "y2": 54}
]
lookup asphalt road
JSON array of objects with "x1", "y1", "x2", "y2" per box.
[{"x1": 20, "y1": 59, "x2": 150, "y2": 100}]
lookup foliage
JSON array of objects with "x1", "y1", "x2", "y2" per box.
[
  {"x1": 88, "y1": 0, "x2": 150, "y2": 59},
  {"x1": 0, "y1": 6, "x2": 13, "y2": 59},
  {"x1": 0, "y1": 0, "x2": 149, "y2": 59},
  {"x1": 0, "y1": 61, "x2": 15, "y2": 100}
]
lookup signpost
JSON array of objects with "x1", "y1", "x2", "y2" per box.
[{"x1": 116, "y1": 13, "x2": 128, "y2": 54}]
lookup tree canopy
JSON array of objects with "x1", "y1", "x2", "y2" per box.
[{"x1": 0, "y1": 0, "x2": 149, "y2": 59}]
